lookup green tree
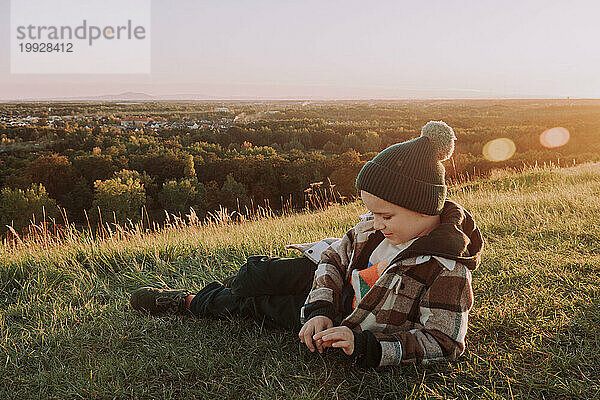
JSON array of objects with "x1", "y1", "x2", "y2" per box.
[
  {"x1": 158, "y1": 178, "x2": 206, "y2": 216},
  {"x1": 220, "y1": 173, "x2": 249, "y2": 211},
  {"x1": 283, "y1": 139, "x2": 305, "y2": 152},
  {"x1": 90, "y1": 170, "x2": 146, "y2": 223},
  {"x1": 0, "y1": 184, "x2": 59, "y2": 233},
  {"x1": 64, "y1": 177, "x2": 94, "y2": 220},
  {"x1": 204, "y1": 180, "x2": 221, "y2": 213},
  {"x1": 328, "y1": 150, "x2": 364, "y2": 197}
]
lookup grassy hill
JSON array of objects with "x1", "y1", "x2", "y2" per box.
[{"x1": 1, "y1": 163, "x2": 599, "y2": 399}]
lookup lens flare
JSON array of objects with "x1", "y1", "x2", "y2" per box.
[
  {"x1": 483, "y1": 138, "x2": 516, "y2": 162},
  {"x1": 540, "y1": 127, "x2": 570, "y2": 148}
]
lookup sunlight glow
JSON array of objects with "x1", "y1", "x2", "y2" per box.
[
  {"x1": 483, "y1": 138, "x2": 516, "y2": 162},
  {"x1": 540, "y1": 127, "x2": 570, "y2": 148}
]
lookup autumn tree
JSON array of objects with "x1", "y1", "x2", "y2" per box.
[
  {"x1": 134, "y1": 152, "x2": 188, "y2": 185},
  {"x1": 25, "y1": 154, "x2": 75, "y2": 205},
  {"x1": 361, "y1": 130, "x2": 382, "y2": 153},
  {"x1": 72, "y1": 154, "x2": 116, "y2": 183},
  {"x1": 184, "y1": 154, "x2": 196, "y2": 178},
  {"x1": 90, "y1": 170, "x2": 146, "y2": 224}
]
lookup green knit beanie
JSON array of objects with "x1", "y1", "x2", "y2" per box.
[{"x1": 355, "y1": 121, "x2": 456, "y2": 215}]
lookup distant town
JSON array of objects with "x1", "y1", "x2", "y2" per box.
[{"x1": 1, "y1": 106, "x2": 236, "y2": 131}]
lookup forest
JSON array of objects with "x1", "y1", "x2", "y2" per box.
[{"x1": 1, "y1": 99, "x2": 599, "y2": 233}]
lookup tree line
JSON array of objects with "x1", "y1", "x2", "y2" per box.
[{"x1": 1, "y1": 100, "x2": 599, "y2": 233}]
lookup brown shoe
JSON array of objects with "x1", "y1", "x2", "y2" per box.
[{"x1": 130, "y1": 287, "x2": 191, "y2": 315}]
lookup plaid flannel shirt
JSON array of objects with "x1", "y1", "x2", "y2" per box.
[{"x1": 298, "y1": 200, "x2": 483, "y2": 367}]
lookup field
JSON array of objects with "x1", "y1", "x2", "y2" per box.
[{"x1": 1, "y1": 163, "x2": 599, "y2": 399}]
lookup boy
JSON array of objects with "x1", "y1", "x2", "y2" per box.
[{"x1": 130, "y1": 121, "x2": 484, "y2": 368}]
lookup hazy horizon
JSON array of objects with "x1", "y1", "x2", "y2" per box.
[{"x1": 1, "y1": 0, "x2": 599, "y2": 100}]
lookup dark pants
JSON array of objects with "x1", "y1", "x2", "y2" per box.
[{"x1": 189, "y1": 256, "x2": 317, "y2": 332}]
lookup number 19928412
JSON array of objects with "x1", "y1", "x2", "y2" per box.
[{"x1": 19, "y1": 43, "x2": 74, "y2": 52}]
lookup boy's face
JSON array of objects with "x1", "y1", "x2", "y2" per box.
[{"x1": 360, "y1": 190, "x2": 437, "y2": 245}]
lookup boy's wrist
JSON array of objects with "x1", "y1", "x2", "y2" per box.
[
  {"x1": 302, "y1": 301, "x2": 336, "y2": 323},
  {"x1": 348, "y1": 330, "x2": 382, "y2": 369},
  {"x1": 350, "y1": 330, "x2": 365, "y2": 358}
]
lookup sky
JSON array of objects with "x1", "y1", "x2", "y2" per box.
[{"x1": 1, "y1": 0, "x2": 599, "y2": 100}]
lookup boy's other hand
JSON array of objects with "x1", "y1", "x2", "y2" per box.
[
  {"x1": 313, "y1": 326, "x2": 354, "y2": 355},
  {"x1": 299, "y1": 316, "x2": 333, "y2": 353}
]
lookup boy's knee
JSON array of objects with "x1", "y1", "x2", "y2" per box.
[
  {"x1": 231, "y1": 255, "x2": 317, "y2": 297},
  {"x1": 230, "y1": 255, "x2": 272, "y2": 296}
]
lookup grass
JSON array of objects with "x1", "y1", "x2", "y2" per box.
[{"x1": 2, "y1": 163, "x2": 600, "y2": 399}]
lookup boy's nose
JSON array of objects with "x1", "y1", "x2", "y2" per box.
[{"x1": 373, "y1": 218, "x2": 385, "y2": 230}]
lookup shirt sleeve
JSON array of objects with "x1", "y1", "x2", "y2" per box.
[
  {"x1": 370, "y1": 266, "x2": 474, "y2": 367},
  {"x1": 348, "y1": 330, "x2": 382, "y2": 368},
  {"x1": 300, "y1": 226, "x2": 356, "y2": 324}
]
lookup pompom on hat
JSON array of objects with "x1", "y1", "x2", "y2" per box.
[{"x1": 355, "y1": 121, "x2": 456, "y2": 215}]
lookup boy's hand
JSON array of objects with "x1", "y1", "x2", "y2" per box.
[
  {"x1": 313, "y1": 326, "x2": 354, "y2": 355},
  {"x1": 299, "y1": 316, "x2": 333, "y2": 353}
]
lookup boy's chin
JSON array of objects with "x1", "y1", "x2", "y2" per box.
[{"x1": 385, "y1": 235, "x2": 415, "y2": 245}]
